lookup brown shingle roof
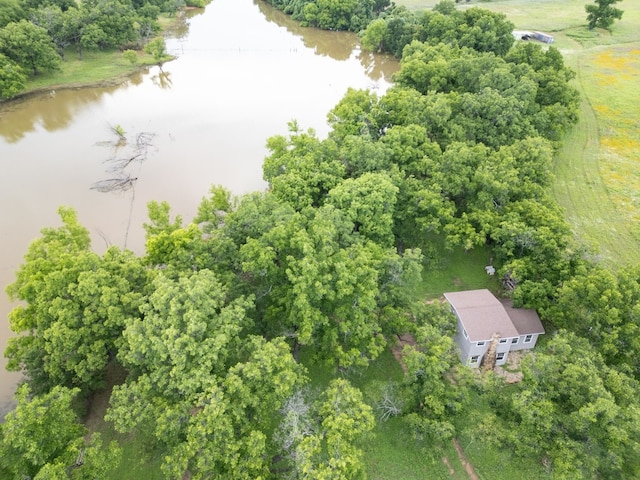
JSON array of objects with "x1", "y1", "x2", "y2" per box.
[
  {"x1": 499, "y1": 298, "x2": 545, "y2": 335},
  {"x1": 444, "y1": 289, "x2": 542, "y2": 342}
]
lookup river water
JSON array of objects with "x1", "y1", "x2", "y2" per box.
[{"x1": 0, "y1": 0, "x2": 398, "y2": 417}]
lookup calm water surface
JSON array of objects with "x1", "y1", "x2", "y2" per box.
[{"x1": 0, "y1": 0, "x2": 399, "y2": 417}]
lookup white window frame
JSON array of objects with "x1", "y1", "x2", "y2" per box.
[
  {"x1": 499, "y1": 339, "x2": 507, "y2": 344},
  {"x1": 511, "y1": 337, "x2": 519, "y2": 344},
  {"x1": 463, "y1": 329, "x2": 469, "y2": 339},
  {"x1": 477, "y1": 341, "x2": 485, "y2": 346},
  {"x1": 524, "y1": 334, "x2": 533, "y2": 343},
  {"x1": 496, "y1": 352, "x2": 506, "y2": 361},
  {"x1": 470, "y1": 355, "x2": 479, "y2": 364}
]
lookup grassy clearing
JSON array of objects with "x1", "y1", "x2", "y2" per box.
[
  {"x1": 24, "y1": 49, "x2": 161, "y2": 92},
  {"x1": 416, "y1": 239, "x2": 500, "y2": 299},
  {"x1": 398, "y1": 0, "x2": 640, "y2": 268},
  {"x1": 554, "y1": 49, "x2": 640, "y2": 266}
]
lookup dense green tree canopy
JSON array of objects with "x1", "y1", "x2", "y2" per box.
[
  {"x1": 361, "y1": 1, "x2": 514, "y2": 58},
  {"x1": 0, "y1": 19, "x2": 61, "y2": 74},
  {"x1": 278, "y1": 379, "x2": 375, "y2": 479},
  {"x1": 485, "y1": 332, "x2": 640, "y2": 478},
  {"x1": 0, "y1": 52, "x2": 25, "y2": 99},
  {"x1": 5, "y1": 207, "x2": 147, "y2": 394},
  {"x1": 4, "y1": 4, "x2": 640, "y2": 479},
  {"x1": 265, "y1": 0, "x2": 390, "y2": 32},
  {"x1": 0, "y1": 385, "x2": 120, "y2": 479},
  {"x1": 0, "y1": 0, "x2": 24, "y2": 28},
  {"x1": 106, "y1": 269, "x2": 306, "y2": 478}
]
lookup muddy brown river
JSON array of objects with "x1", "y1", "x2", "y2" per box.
[{"x1": 0, "y1": 0, "x2": 398, "y2": 417}]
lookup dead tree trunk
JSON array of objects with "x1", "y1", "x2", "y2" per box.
[{"x1": 481, "y1": 333, "x2": 501, "y2": 372}]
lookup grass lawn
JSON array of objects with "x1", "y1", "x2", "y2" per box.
[
  {"x1": 24, "y1": 49, "x2": 161, "y2": 93},
  {"x1": 397, "y1": 0, "x2": 640, "y2": 269},
  {"x1": 417, "y1": 242, "x2": 500, "y2": 299}
]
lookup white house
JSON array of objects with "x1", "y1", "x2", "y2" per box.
[{"x1": 444, "y1": 289, "x2": 545, "y2": 368}]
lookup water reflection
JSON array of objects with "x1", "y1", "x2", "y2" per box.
[
  {"x1": 0, "y1": 85, "x2": 121, "y2": 143},
  {"x1": 151, "y1": 70, "x2": 173, "y2": 89},
  {"x1": 255, "y1": 0, "x2": 397, "y2": 83},
  {"x1": 256, "y1": 0, "x2": 357, "y2": 60},
  {"x1": 165, "y1": 7, "x2": 206, "y2": 39}
]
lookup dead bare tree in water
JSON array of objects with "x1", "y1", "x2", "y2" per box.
[
  {"x1": 92, "y1": 128, "x2": 157, "y2": 248},
  {"x1": 90, "y1": 175, "x2": 138, "y2": 193}
]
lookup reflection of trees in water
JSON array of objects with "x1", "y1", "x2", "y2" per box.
[
  {"x1": 165, "y1": 8, "x2": 206, "y2": 40},
  {"x1": 0, "y1": 86, "x2": 120, "y2": 143},
  {"x1": 254, "y1": 0, "x2": 398, "y2": 82},
  {"x1": 255, "y1": 0, "x2": 356, "y2": 61},
  {"x1": 356, "y1": 49, "x2": 398, "y2": 83},
  {"x1": 151, "y1": 70, "x2": 173, "y2": 89}
]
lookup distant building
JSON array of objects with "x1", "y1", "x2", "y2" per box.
[
  {"x1": 533, "y1": 31, "x2": 554, "y2": 44},
  {"x1": 512, "y1": 30, "x2": 554, "y2": 44},
  {"x1": 512, "y1": 30, "x2": 534, "y2": 41},
  {"x1": 445, "y1": 289, "x2": 545, "y2": 369}
]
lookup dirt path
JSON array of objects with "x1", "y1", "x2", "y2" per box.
[
  {"x1": 390, "y1": 334, "x2": 480, "y2": 479},
  {"x1": 83, "y1": 362, "x2": 127, "y2": 432},
  {"x1": 390, "y1": 333, "x2": 417, "y2": 373},
  {"x1": 453, "y1": 438, "x2": 480, "y2": 480}
]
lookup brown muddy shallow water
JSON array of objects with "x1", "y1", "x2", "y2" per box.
[{"x1": 0, "y1": 0, "x2": 399, "y2": 417}]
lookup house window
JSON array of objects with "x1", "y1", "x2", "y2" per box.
[
  {"x1": 499, "y1": 339, "x2": 507, "y2": 344},
  {"x1": 511, "y1": 338, "x2": 519, "y2": 344},
  {"x1": 463, "y1": 329, "x2": 469, "y2": 339},
  {"x1": 477, "y1": 341, "x2": 485, "y2": 346},
  {"x1": 470, "y1": 355, "x2": 479, "y2": 364},
  {"x1": 496, "y1": 352, "x2": 505, "y2": 361},
  {"x1": 524, "y1": 334, "x2": 533, "y2": 343}
]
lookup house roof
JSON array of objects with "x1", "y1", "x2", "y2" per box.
[
  {"x1": 499, "y1": 298, "x2": 545, "y2": 335},
  {"x1": 444, "y1": 289, "x2": 543, "y2": 342}
]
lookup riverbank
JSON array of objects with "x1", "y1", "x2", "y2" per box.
[{"x1": 0, "y1": 11, "x2": 192, "y2": 105}]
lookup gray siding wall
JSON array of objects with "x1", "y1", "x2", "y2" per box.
[
  {"x1": 510, "y1": 333, "x2": 540, "y2": 352},
  {"x1": 454, "y1": 317, "x2": 490, "y2": 368}
]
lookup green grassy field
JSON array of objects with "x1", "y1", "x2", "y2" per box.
[
  {"x1": 397, "y1": 0, "x2": 640, "y2": 268},
  {"x1": 24, "y1": 49, "x2": 161, "y2": 92},
  {"x1": 416, "y1": 240, "x2": 500, "y2": 299}
]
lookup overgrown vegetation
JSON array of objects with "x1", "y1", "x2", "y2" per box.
[
  {"x1": 0, "y1": 0, "x2": 182, "y2": 100},
  {"x1": 2, "y1": 0, "x2": 640, "y2": 479}
]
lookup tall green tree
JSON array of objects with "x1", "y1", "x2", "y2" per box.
[
  {"x1": 401, "y1": 303, "x2": 469, "y2": 443},
  {"x1": 0, "y1": 52, "x2": 26, "y2": 99},
  {"x1": 0, "y1": 385, "x2": 120, "y2": 480},
  {"x1": 0, "y1": 0, "x2": 24, "y2": 28},
  {"x1": 586, "y1": 0, "x2": 624, "y2": 30},
  {"x1": 107, "y1": 269, "x2": 306, "y2": 478},
  {"x1": 5, "y1": 207, "x2": 147, "y2": 393},
  {"x1": 280, "y1": 379, "x2": 375, "y2": 479},
  {"x1": 501, "y1": 332, "x2": 640, "y2": 478},
  {"x1": 0, "y1": 19, "x2": 61, "y2": 75},
  {"x1": 264, "y1": 123, "x2": 345, "y2": 210}
]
